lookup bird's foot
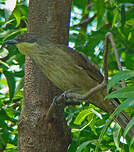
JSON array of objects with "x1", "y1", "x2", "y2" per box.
[
  {"x1": 60, "y1": 88, "x2": 81, "y2": 102},
  {"x1": 58, "y1": 88, "x2": 82, "y2": 105},
  {"x1": 45, "y1": 88, "x2": 82, "y2": 121}
]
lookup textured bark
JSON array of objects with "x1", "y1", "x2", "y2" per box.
[{"x1": 18, "y1": 0, "x2": 72, "y2": 152}]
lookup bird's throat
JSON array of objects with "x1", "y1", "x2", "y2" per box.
[{"x1": 16, "y1": 42, "x2": 37, "y2": 56}]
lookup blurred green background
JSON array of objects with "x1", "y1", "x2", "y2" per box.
[{"x1": 0, "y1": 0, "x2": 134, "y2": 151}]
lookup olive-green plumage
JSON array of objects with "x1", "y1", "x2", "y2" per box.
[
  {"x1": 14, "y1": 33, "x2": 109, "y2": 112},
  {"x1": 4, "y1": 33, "x2": 133, "y2": 134}
]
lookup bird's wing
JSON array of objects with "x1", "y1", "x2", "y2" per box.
[{"x1": 58, "y1": 44, "x2": 104, "y2": 83}]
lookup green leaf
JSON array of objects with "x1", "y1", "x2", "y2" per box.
[
  {"x1": 20, "y1": 5, "x2": 28, "y2": 18},
  {"x1": 91, "y1": 108, "x2": 102, "y2": 119},
  {"x1": 112, "y1": 9, "x2": 118, "y2": 27},
  {"x1": 107, "y1": 70, "x2": 134, "y2": 92},
  {"x1": 0, "y1": 120, "x2": 8, "y2": 129},
  {"x1": 106, "y1": 86, "x2": 134, "y2": 99},
  {"x1": 0, "y1": 60, "x2": 10, "y2": 70},
  {"x1": 127, "y1": 19, "x2": 134, "y2": 26},
  {"x1": 95, "y1": 111, "x2": 116, "y2": 152},
  {"x1": 73, "y1": 0, "x2": 88, "y2": 9},
  {"x1": 12, "y1": 6, "x2": 21, "y2": 27},
  {"x1": 113, "y1": 124, "x2": 121, "y2": 150},
  {"x1": 116, "y1": 98, "x2": 134, "y2": 115},
  {"x1": 76, "y1": 141, "x2": 91, "y2": 152},
  {"x1": 128, "y1": 32, "x2": 132, "y2": 41},
  {"x1": 74, "y1": 109, "x2": 91, "y2": 125},
  {"x1": 130, "y1": 135, "x2": 134, "y2": 146},
  {"x1": 3, "y1": 70, "x2": 16, "y2": 101},
  {"x1": 96, "y1": 0, "x2": 105, "y2": 27},
  {"x1": 124, "y1": 117, "x2": 134, "y2": 137},
  {"x1": 15, "y1": 77, "x2": 24, "y2": 94},
  {"x1": 0, "y1": 109, "x2": 14, "y2": 122},
  {"x1": 13, "y1": 71, "x2": 24, "y2": 77}
]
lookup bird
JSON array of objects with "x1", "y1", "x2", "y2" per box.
[{"x1": 3, "y1": 33, "x2": 134, "y2": 136}]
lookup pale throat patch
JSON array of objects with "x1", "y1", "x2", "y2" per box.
[{"x1": 16, "y1": 42, "x2": 37, "y2": 55}]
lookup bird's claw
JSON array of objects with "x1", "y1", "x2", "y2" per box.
[
  {"x1": 61, "y1": 88, "x2": 81, "y2": 102},
  {"x1": 53, "y1": 88, "x2": 81, "y2": 105},
  {"x1": 52, "y1": 95, "x2": 60, "y2": 105}
]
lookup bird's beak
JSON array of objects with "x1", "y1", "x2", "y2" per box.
[{"x1": 3, "y1": 40, "x2": 18, "y2": 46}]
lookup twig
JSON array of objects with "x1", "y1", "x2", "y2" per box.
[
  {"x1": 103, "y1": 33, "x2": 109, "y2": 84},
  {"x1": 106, "y1": 32, "x2": 126, "y2": 88},
  {"x1": 70, "y1": 14, "x2": 96, "y2": 28}
]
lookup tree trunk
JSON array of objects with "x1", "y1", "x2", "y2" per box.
[{"x1": 18, "y1": 0, "x2": 72, "y2": 151}]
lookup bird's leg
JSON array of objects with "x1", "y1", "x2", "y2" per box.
[
  {"x1": 61, "y1": 88, "x2": 82, "y2": 101},
  {"x1": 45, "y1": 88, "x2": 81, "y2": 121},
  {"x1": 60, "y1": 88, "x2": 82, "y2": 105},
  {"x1": 61, "y1": 80, "x2": 107, "y2": 102},
  {"x1": 45, "y1": 95, "x2": 62, "y2": 121},
  {"x1": 45, "y1": 32, "x2": 124, "y2": 121}
]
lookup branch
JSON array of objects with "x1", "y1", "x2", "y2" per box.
[
  {"x1": 106, "y1": 32, "x2": 126, "y2": 88},
  {"x1": 70, "y1": 14, "x2": 96, "y2": 28}
]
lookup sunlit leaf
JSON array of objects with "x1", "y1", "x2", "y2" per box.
[
  {"x1": 112, "y1": 9, "x2": 118, "y2": 27},
  {"x1": 91, "y1": 108, "x2": 102, "y2": 119},
  {"x1": 20, "y1": 5, "x2": 28, "y2": 18},
  {"x1": 76, "y1": 141, "x2": 91, "y2": 152},
  {"x1": 124, "y1": 117, "x2": 134, "y2": 137},
  {"x1": 74, "y1": 109, "x2": 91, "y2": 125},
  {"x1": 113, "y1": 124, "x2": 121, "y2": 150},
  {"x1": 130, "y1": 135, "x2": 134, "y2": 147},
  {"x1": 12, "y1": 6, "x2": 21, "y2": 27},
  {"x1": 95, "y1": 112, "x2": 115, "y2": 152},
  {"x1": 107, "y1": 70, "x2": 134, "y2": 93},
  {"x1": 128, "y1": 32, "x2": 132, "y2": 41},
  {"x1": 106, "y1": 86, "x2": 134, "y2": 99},
  {"x1": 116, "y1": 98, "x2": 134, "y2": 115},
  {"x1": 0, "y1": 60, "x2": 10, "y2": 70}
]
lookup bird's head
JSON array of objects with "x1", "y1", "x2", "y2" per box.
[{"x1": 3, "y1": 33, "x2": 39, "y2": 55}]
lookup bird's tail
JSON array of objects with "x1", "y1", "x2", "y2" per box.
[{"x1": 111, "y1": 99, "x2": 134, "y2": 137}]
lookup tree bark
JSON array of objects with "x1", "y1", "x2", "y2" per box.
[{"x1": 18, "y1": 0, "x2": 72, "y2": 151}]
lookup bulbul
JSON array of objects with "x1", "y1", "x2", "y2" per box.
[{"x1": 3, "y1": 33, "x2": 133, "y2": 135}]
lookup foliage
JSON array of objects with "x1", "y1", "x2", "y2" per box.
[
  {"x1": 0, "y1": 0, "x2": 134, "y2": 151},
  {"x1": 68, "y1": 0, "x2": 134, "y2": 151},
  {"x1": 0, "y1": 0, "x2": 27, "y2": 151}
]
